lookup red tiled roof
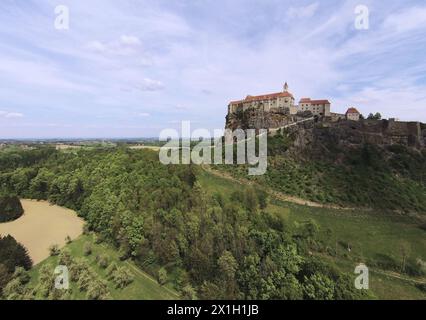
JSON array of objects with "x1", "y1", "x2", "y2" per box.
[
  {"x1": 346, "y1": 107, "x2": 360, "y2": 114},
  {"x1": 229, "y1": 91, "x2": 294, "y2": 105},
  {"x1": 310, "y1": 99, "x2": 330, "y2": 104},
  {"x1": 299, "y1": 98, "x2": 330, "y2": 104}
]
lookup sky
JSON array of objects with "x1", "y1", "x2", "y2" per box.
[{"x1": 0, "y1": 0, "x2": 426, "y2": 138}]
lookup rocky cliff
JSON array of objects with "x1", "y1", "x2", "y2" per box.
[{"x1": 226, "y1": 108, "x2": 425, "y2": 150}]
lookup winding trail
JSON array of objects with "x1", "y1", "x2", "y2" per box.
[{"x1": 203, "y1": 166, "x2": 359, "y2": 211}]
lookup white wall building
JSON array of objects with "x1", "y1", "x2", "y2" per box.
[
  {"x1": 346, "y1": 107, "x2": 361, "y2": 121},
  {"x1": 298, "y1": 98, "x2": 331, "y2": 117}
]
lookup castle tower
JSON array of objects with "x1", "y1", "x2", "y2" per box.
[{"x1": 283, "y1": 82, "x2": 289, "y2": 92}]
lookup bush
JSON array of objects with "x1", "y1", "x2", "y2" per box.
[
  {"x1": 106, "y1": 262, "x2": 118, "y2": 278},
  {"x1": 0, "y1": 195, "x2": 24, "y2": 223},
  {"x1": 58, "y1": 249, "x2": 73, "y2": 266},
  {"x1": 65, "y1": 235, "x2": 72, "y2": 244},
  {"x1": 110, "y1": 267, "x2": 134, "y2": 289},
  {"x1": 405, "y1": 258, "x2": 426, "y2": 277},
  {"x1": 181, "y1": 284, "x2": 197, "y2": 300},
  {"x1": 86, "y1": 279, "x2": 110, "y2": 300},
  {"x1": 96, "y1": 254, "x2": 109, "y2": 269},
  {"x1": 415, "y1": 283, "x2": 426, "y2": 293},
  {"x1": 82, "y1": 224, "x2": 91, "y2": 235},
  {"x1": 49, "y1": 244, "x2": 60, "y2": 256},
  {"x1": 83, "y1": 242, "x2": 92, "y2": 256},
  {"x1": 157, "y1": 267, "x2": 168, "y2": 285},
  {"x1": 93, "y1": 234, "x2": 103, "y2": 244}
]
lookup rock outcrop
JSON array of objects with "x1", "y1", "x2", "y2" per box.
[{"x1": 225, "y1": 107, "x2": 425, "y2": 150}]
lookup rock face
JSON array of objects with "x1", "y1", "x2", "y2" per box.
[
  {"x1": 226, "y1": 107, "x2": 302, "y2": 132},
  {"x1": 225, "y1": 107, "x2": 425, "y2": 150},
  {"x1": 310, "y1": 119, "x2": 425, "y2": 149}
]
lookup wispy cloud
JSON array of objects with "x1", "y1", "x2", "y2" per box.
[
  {"x1": 139, "y1": 78, "x2": 165, "y2": 92},
  {"x1": 0, "y1": 111, "x2": 24, "y2": 118},
  {"x1": 286, "y1": 3, "x2": 319, "y2": 19},
  {"x1": 0, "y1": 0, "x2": 425, "y2": 138}
]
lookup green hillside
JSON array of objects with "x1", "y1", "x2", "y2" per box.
[
  {"x1": 198, "y1": 169, "x2": 426, "y2": 300},
  {"x1": 24, "y1": 234, "x2": 179, "y2": 300},
  {"x1": 218, "y1": 134, "x2": 426, "y2": 214}
]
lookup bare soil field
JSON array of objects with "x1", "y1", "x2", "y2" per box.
[
  {"x1": 0, "y1": 199, "x2": 84, "y2": 264},
  {"x1": 129, "y1": 145, "x2": 161, "y2": 151}
]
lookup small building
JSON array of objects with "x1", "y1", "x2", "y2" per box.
[
  {"x1": 298, "y1": 98, "x2": 331, "y2": 117},
  {"x1": 346, "y1": 107, "x2": 361, "y2": 121}
]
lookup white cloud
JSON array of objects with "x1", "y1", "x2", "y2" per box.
[
  {"x1": 0, "y1": 111, "x2": 24, "y2": 118},
  {"x1": 86, "y1": 35, "x2": 142, "y2": 56},
  {"x1": 86, "y1": 41, "x2": 107, "y2": 53},
  {"x1": 383, "y1": 6, "x2": 426, "y2": 33},
  {"x1": 140, "y1": 78, "x2": 165, "y2": 92},
  {"x1": 120, "y1": 35, "x2": 141, "y2": 46},
  {"x1": 286, "y1": 3, "x2": 319, "y2": 19},
  {"x1": 138, "y1": 112, "x2": 151, "y2": 117}
]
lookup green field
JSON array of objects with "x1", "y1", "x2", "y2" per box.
[
  {"x1": 198, "y1": 169, "x2": 426, "y2": 300},
  {"x1": 27, "y1": 234, "x2": 180, "y2": 300}
]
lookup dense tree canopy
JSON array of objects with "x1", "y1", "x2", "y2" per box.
[
  {"x1": 0, "y1": 147, "x2": 368, "y2": 300},
  {"x1": 0, "y1": 195, "x2": 24, "y2": 222},
  {"x1": 0, "y1": 235, "x2": 32, "y2": 297}
]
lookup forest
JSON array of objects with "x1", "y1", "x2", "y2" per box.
[{"x1": 0, "y1": 146, "x2": 369, "y2": 300}]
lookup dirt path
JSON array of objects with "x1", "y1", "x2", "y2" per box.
[
  {"x1": 123, "y1": 261, "x2": 181, "y2": 299},
  {"x1": 203, "y1": 166, "x2": 360, "y2": 211},
  {"x1": 370, "y1": 269, "x2": 426, "y2": 286},
  {"x1": 0, "y1": 200, "x2": 84, "y2": 265}
]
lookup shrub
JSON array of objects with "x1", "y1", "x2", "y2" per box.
[
  {"x1": 106, "y1": 262, "x2": 118, "y2": 278},
  {"x1": 157, "y1": 267, "x2": 167, "y2": 285},
  {"x1": 93, "y1": 234, "x2": 103, "y2": 244},
  {"x1": 415, "y1": 283, "x2": 426, "y2": 293},
  {"x1": 405, "y1": 258, "x2": 426, "y2": 277},
  {"x1": 65, "y1": 235, "x2": 72, "y2": 244},
  {"x1": 49, "y1": 244, "x2": 60, "y2": 256},
  {"x1": 181, "y1": 284, "x2": 197, "y2": 300},
  {"x1": 86, "y1": 279, "x2": 110, "y2": 300},
  {"x1": 110, "y1": 267, "x2": 134, "y2": 289},
  {"x1": 82, "y1": 224, "x2": 91, "y2": 235},
  {"x1": 96, "y1": 254, "x2": 109, "y2": 269},
  {"x1": 77, "y1": 270, "x2": 93, "y2": 292},
  {"x1": 58, "y1": 249, "x2": 73, "y2": 266},
  {"x1": 83, "y1": 242, "x2": 92, "y2": 256}
]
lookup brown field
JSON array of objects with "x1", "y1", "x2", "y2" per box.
[
  {"x1": 129, "y1": 145, "x2": 161, "y2": 151},
  {"x1": 0, "y1": 200, "x2": 84, "y2": 265}
]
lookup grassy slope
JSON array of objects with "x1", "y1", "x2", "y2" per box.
[
  {"x1": 198, "y1": 169, "x2": 426, "y2": 300},
  {"x1": 28, "y1": 234, "x2": 180, "y2": 300}
]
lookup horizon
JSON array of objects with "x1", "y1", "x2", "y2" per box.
[{"x1": 1, "y1": 0, "x2": 426, "y2": 139}]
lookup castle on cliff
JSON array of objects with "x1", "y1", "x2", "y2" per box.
[
  {"x1": 225, "y1": 83, "x2": 425, "y2": 149},
  {"x1": 228, "y1": 83, "x2": 360, "y2": 122}
]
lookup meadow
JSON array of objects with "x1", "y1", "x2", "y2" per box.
[
  {"x1": 27, "y1": 234, "x2": 180, "y2": 300},
  {"x1": 197, "y1": 169, "x2": 426, "y2": 299}
]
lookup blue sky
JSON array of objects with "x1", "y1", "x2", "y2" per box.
[{"x1": 0, "y1": 0, "x2": 426, "y2": 138}]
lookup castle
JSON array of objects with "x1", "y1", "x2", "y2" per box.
[
  {"x1": 228, "y1": 83, "x2": 360, "y2": 122},
  {"x1": 225, "y1": 83, "x2": 425, "y2": 149}
]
